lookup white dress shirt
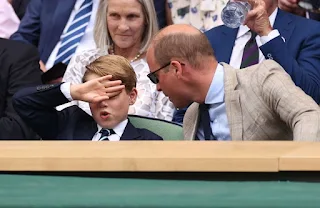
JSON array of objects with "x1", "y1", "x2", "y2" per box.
[
  {"x1": 92, "y1": 120, "x2": 127, "y2": 141},
  {"x1": 196, "y1": 64, "x2": 231, "y2": 141},
  {"x1": 60, "y1": 82, "x2": 126, "y2": 141},
  {"x1": 229, "y1": 8, "x2": 280, "y2": 69},
  {"x1": 45, "y1": 0, "x2": 99, "y2": 70}
]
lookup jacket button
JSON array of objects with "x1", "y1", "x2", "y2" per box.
[{"x1": 267, "y1": 53, "x2": 273, "y2": 60}]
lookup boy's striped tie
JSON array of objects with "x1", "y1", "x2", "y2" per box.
[{"x1": 99, "y1": 129, "x2": 116, "y2": 141}]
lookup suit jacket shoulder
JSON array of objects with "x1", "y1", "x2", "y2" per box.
[
  {"x1": 0, "y1": 38, "x2": 38, "y2": 58},
  {"x1": 121, "y1": 121, "x2": 163, "y2": 141},
  {"x1": 0, "y1": 39, "x2": 41, "y2": 139},
  {"x1": 224, "y1": 60, "x2": 320, "y2": 141},
  {"x1": 204, "y1": 25, "x2": 238, "y2": 63}
]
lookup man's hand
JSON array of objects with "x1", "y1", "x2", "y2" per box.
[
  {"x1": 278, "y1": 0, "x2": 305, "y2": 16},
  {"x1": 70, "y1": 75, "x2": 125, "y2": 103},
  {"x1": 39, "y1": 60, "x2": 47, "y2": 72},
  {"x1": 237, "y1": 0, "x2": 273, "y2": 36}
]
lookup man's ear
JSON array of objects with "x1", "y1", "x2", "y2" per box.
[
  {"x1": 128, "y1": 88, "x2": 138, "y2": 105},
  {"x1": 171, "y1": 61, "x2": 183, "y2": 78}
]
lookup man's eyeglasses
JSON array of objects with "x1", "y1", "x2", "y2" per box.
[{"x1": 147, "y1": 62, "x2": 171, "y2": 84}]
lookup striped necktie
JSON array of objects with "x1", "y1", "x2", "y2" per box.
[
  {"x1": 99, "y1": 129, "x2": 116, "y2": 141},
  {"x1": 240, "y1": 31, "x2": 259, "y2": 69},
  {"x1": 54, "y1": 0, "x2": 93, "y2": 65}
]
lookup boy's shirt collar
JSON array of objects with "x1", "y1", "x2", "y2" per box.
[{"x1": 95, "y1": 119, "x2": 128, "y2": 141}]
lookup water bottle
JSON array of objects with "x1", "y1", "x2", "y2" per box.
[{"x1": 221, "y1": 1, "x2": 252, "y2": 28}]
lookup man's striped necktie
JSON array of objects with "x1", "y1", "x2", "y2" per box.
[
  {"x1": 240, "y1": 31, "x2": 259, "y2": 69},
  {"x1": 99, "y1": 129, "x2": 116, "y2": 141},
  {"x1": 54, "y1": 0, "x2": 93, "y2": 65}
]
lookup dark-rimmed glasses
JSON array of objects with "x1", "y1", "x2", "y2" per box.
[{"x1": 147, "y1": 62, "x2": 171, "y2": 84}]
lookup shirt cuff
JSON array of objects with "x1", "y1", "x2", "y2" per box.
[
  {"x1": 60, "y1": 82, "x2": 73, "y2": 101},
  {"x1": 260, "y1": 29, "x2": 281, "y2": 45}
]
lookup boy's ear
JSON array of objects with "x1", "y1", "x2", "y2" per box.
[{"x1": 128, "y1": 88, "x2": 138, "y2": 105}]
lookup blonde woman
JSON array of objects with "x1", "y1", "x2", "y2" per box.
[{"x1": 63, "y1": 0, "x2": 175, "y2": 121}]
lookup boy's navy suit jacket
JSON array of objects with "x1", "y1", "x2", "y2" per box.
[{"x1": 13, "y1": 83, "x2": 163, "y2": 141}]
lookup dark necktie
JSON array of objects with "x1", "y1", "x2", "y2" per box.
[
  {"x1": 199, "y1": 104, "x2": 216, "y2": 140},
  {"x1": 99, "y1": 129, "x2": 115, "y2": 141},
  {"x1": 240, "y1": 31, "x2": 259, "y2": 69}
]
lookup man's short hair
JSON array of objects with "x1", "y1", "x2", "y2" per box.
[
  {"x1": 153, "y1": 32, "x2": 215, "y2": 68},
  {"x1": 83, "y1": 55, "x2": 137, "y2": 92}
]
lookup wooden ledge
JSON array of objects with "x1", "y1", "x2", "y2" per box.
[
  {"x1": 280, "y1": 144, "x2": 320, "y2": 171},
  {"x1": 0, "y1": 141, "x2": 310, "y2": 172}
]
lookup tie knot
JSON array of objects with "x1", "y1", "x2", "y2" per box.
[
  {"x1": 99, "y1": 129, "x2": 115, "y2": 137},
  {"x1": 250, "y1": 30, "x2": 257, "y2": 40},
  {"x1": 199, "y1": 103, "x2": 210, "y2": 111}
]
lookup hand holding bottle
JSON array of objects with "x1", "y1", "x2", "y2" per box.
[
  {"x1": 221, "y1": 0, "x2": 251, "y2": 28},
  {"x1": 241, "y1": 0, "x2": 273, "y2": 36},
  {"x1": 222, "y1": 0, "x2": 273, "y2": 37}
]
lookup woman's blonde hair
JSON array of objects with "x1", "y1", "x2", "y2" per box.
[{"x1": 94, "y1": 0, "x2": 159, "y2": 53}]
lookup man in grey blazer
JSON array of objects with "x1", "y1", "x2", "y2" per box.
[{"x1": 146, "y1": 24, "x2": 320, "y2": 141}]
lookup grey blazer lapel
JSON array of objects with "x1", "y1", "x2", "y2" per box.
[
  {"x1": 183, "y1": 103, "x2": 200, "y2": 140},
  {"x1": 222, "y1": 63, "x2": 243, "y2": 140}
]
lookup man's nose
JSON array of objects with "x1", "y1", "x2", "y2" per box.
[{"x1": 156, "y1": 83, "x2": 162, "y2": 91}]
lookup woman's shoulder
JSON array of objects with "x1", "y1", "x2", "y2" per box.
[
  {"x1": 71, "y1": 48, "x2": 109, "y2": 65},
  {"x1": 130, "y1": 58, "x2": 149, "y2": 70},
  {"x1": 63, "y1": 48, "x2": 108, "y2": 83}
]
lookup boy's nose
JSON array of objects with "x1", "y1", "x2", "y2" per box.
[{"x1": 100, "y1": 100, "x2": 108, "y2": 107}]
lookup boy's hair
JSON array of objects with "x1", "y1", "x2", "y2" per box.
[{"x1": 83, "y1": 55, "x2": 137, "y2": 92}]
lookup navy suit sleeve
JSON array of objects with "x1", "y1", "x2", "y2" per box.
[
  {"x1": 12, "y1": 84, "x2": 71, "y2": 140},
  {"x1": 10, "y1": 0, "x2": 42, "y2": 46},
  {"x1": 260, "y1": 25, "x2": 320, "y2": 104}
]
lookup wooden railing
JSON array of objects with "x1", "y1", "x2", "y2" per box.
[{"x1": 0, "y1": 141, "x2": 318, "y2": 172}]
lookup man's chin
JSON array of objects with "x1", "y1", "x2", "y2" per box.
[{"x1": 171, "y1": 100, "x2": 190, "y2": 109}]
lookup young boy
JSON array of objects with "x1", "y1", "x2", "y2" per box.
[{"x1": 13, "y1": 55, "x2": 163, "y2": 141}]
